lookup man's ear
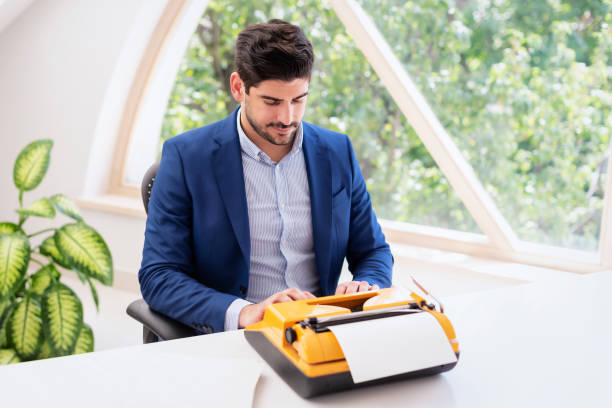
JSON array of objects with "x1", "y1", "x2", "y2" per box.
[{"x1": 230, "y1": 72, "x2": 245, "y2": 103}]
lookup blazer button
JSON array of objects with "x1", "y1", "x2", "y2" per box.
[{"x1": 239, "y1": 285, "x2": 246, "y2": 295}]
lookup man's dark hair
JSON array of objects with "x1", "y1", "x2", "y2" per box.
[{"x1": 234, "y1": 19, "x2": 314, "y2": 93}]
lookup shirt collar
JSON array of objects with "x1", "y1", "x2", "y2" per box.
[{"x1": 236, "y1": 106, "x2": 303, "y2": 163}]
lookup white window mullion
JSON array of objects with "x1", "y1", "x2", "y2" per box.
[{"x1": 330, "y1": 0, "x2": 518, "y2": 252}]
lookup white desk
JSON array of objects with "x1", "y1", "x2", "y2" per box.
[{"x1": 1, "y1": 271, "x2": 610, "y2": 407}]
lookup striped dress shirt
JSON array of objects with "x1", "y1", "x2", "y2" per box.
[{"x1": 223, "y1": 108, "x2": 320, "y2": 330}]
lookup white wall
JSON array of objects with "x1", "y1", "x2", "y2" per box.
[
  {"x1": 0, "y1": 0, "x2": 36, "y2": 34},
  {"x1": 0, "y1": 0, "x2": 154, "y2": 289}
]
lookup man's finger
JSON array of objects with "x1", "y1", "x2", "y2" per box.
[
  {"x1": 273, "y1": 294, "x2": 294, "y2": 303},
  {"x1": 267, "y1": 292, "x2": 291, "y2": 303},
  {"x1": 371, "y1": 284, "x2": 380, "y2": 291},
  {"x1": 357, "y1": 281, "x2": 371, "y2": 292},
  {"x1": 345, "y1": 281, "x2": 360, "y2": 294},
  {"x1": 284, "y1": 288, "x2": 311, "y2": 300},
  {"x1": 335, "y1": 283, "x2": 348, "y2": 295}
]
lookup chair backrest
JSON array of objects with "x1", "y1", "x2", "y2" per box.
[
  {"x1": 132, "y1": 160, "x2": 198, "y2": 342},
  {"x1": 141, "y1": 162, "x2": 160, "y2": 214}
]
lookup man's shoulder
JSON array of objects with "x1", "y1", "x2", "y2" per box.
[
  {"x1": 302, "y1": 121, "x2": 350, "y2": 151},
  {"x1": 163, "y1": 113, "x2": 236, "y2": 156}
]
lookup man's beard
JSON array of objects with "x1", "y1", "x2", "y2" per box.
[{"x1": 243, "y1": 102, "x2": 299, "y2": 147}]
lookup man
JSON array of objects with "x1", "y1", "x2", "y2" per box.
[{"x1": 139, "y1": 20, "x2": 393, "y2": 334}]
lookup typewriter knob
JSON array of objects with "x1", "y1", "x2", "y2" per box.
[{"x1": 285, "y1": 327, "x2": 298, "y2": 344}]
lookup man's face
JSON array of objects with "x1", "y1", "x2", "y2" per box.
[{"x1": 240, "y1": 78, "x2": 309, "y2": 147}]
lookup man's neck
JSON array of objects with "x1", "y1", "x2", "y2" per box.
[{"x1": 240, "y1": 113, "x2": 292, "y2": 163}]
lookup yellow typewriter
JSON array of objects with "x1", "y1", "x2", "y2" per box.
[{"x1": 244, "y1": 279, "x2": 459, "y2": 397}]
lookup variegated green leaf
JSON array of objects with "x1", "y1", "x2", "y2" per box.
[
  {"x1": 30, "y1": 264, "x2": 59, "y2": 295},
  {"x1": 0, "y1": 348, "x2": 21, "y2": 365},
  {"x1": 16, "y1": 197, "x2": 56, "y2": 219},
  {"x1": 0, "y1": 299, "x2": 14, "y2": 348},
  {"x1": 42, "y1": 283, "x2": 83, "y2": 356},
  {"x1": 39, "y1": 235, "x2": 71, "y2": 268},
  {"x1": 0, "y1": 222, "x2": 20, "y2": 235},
  {"x1": 74, "y1": 268, "x2": 87, "y2": 284},
  {"x1": 86, "y1": 276, "x2": 99, "y2": 311},
  {"x1": 0, "y1": 321, "x2": 8, "y2": 348},
  {"x1": 37, "y1": 339, "x2": 55, "y2": 359},
  {"x1": 73, "y1": 324, "x2": 94, "y2": 354},
  {"x1": 8, "y1": 295, "x2": 43, "y2": 360},
  {"x1": 0, "y1": 297, "x2": 12, "y2": 325},
  {"x1": 55, "y1": 224, "x2": 113, "y2": 285},
  {"x1": 70, "y1": 270, "x2": 99, "y2": 311},
  {"x1": 0, "y1": 234, "x2": 30, "y2": 300},
  {"x1": 49, "y1": 194, "x2": 83, "y2": 222},
  {"x1": 13, "y1": 139, "x2": 53, "y2": 191}
]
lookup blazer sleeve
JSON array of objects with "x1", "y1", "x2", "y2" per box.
[
  {"x1": 138, "y1": 140, "x2": 238, "y2": 333},
  {"x1": 345, "y1": 137, "x2": 393, "y2": 287}
]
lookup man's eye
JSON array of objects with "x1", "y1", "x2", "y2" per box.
[{"x1": 265, "y1": 101, "x2": 280, "y2": 106}]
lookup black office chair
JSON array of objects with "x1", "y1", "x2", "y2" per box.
[{"x1": 126, "y1": 162, "x2": 198, "y2": 343}]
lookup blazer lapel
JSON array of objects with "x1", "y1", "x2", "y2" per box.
[
  {"x1": 302, "y1": 125, "x2": 332, "y2": 294},
  {"x1": 212, "y1": 110, "x2": 250, "y2": 270}
]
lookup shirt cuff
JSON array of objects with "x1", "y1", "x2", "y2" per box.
[{"x1": 224, "y1": 298, "x2": 253, "y2": 331}]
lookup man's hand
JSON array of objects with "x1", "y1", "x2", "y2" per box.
[
  {"x1": 238, "y1": 288, "x2": 315, "y2": 329},
  {"x1": 335, "y1": 281, "x2": 379, "y2": 295}
]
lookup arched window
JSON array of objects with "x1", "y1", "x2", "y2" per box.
[{"x1": 109, "y1": 0, "x2": 612, "y2": 272}]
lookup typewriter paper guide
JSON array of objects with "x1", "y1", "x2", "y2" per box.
[{"x1": 328, "y1": 312, "x2": 458, "y2": 383}]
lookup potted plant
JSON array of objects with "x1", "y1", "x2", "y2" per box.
[{"x1": 0, "y1": 139, "x2": 113, "y2": 364}]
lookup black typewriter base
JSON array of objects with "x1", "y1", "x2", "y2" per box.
[{"x1": 244, "y1": 330, "x2": 459, "y2": 398}]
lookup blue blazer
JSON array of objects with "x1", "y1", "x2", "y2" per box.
[{"x1": 139, "y1": 109, "x2": 393, "y2": 333}]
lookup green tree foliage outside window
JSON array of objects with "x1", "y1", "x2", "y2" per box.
[{"x1": 160, "y1": 0, "x2": 611, "y2": 251}]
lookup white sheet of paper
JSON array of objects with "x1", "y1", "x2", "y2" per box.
[
  {"x1": 0, "y1": 350, "x2": 262, "y2": 407},
  {"x1": 328, "y1": 312, "x2": 457, "y2": 383}
]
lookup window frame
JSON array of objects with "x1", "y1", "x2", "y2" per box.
[{"x1": 108, "y1": 0, "x2": 193, "y2": 198}]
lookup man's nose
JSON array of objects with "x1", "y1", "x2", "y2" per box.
[{"x1": 277, "y1": 104, "x2": 294, "y2": 126}]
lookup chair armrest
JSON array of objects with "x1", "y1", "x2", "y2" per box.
[{"x1": 126, "y1": 299, "x2": 197, "y2": 341}]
